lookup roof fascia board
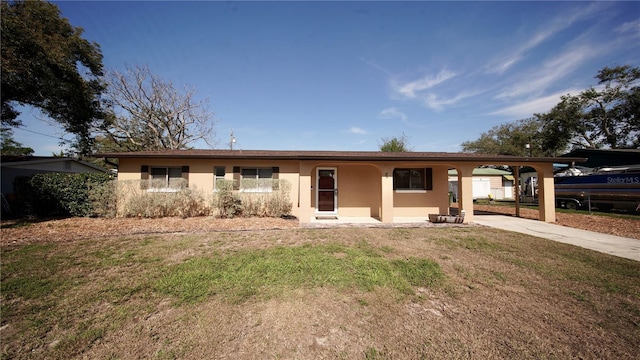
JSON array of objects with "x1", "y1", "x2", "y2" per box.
[{"x1": 94, "y1": 151, "x2": 585, "y2": 165}]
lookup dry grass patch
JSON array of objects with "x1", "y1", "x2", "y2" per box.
[{"x1": 1, "y1": 227, "x2": 639, "y2": 359}]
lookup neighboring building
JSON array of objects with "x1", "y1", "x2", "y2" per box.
[
  {"x1": 1, "y1": 156, "x2": 109, "y2": 194},
  {"x1": 448, "y1": 168, "x2": 514, "y2": 201},
  {"x1": 1, "y1": 156, "x2": 110, "y2": 215},
  {"x1": 94, "y1": 150, "x2": 584, "y2": 224}
]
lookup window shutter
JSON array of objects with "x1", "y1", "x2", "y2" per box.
[
  {"x1": 392, "y1": 169, "x2": 397, "y2": 190},
  {"x1": 272, "y1": 167, "x2": 280, "y2": 190},
  {"x1": 140, "y1": 165, "x2": 149, "y2": 190},
  {"x1": 425, "y1": 168, "x2": 433, "y2": 190},
  {"x1": 233, "y1": 166, "x2": 241, "y2": 190},
  {"x1": 182, "y1": 166, "x2": 189, "y2": 187}
]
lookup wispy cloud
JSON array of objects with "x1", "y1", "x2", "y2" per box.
[
  {"x1": 392, "y1": 69, "x2": 457, "y2": 99},
  {"x1": 422, "y1": 92, "x2": 477, "y2": 112},
  {"x1": 347, "y1": 126, "x2": 368, "y2": 135},
  {"x1": 616, "y1": 18, "x2": 640, "y2": 34},
  {"x1": 490, "y1": 89, "x2": 581, "y2": 118},
  {"x1": 616, "y1": 18, "x2": 640, "y2": 41},
  {"x1": 379, "y1": 107, "x2": 407, "y2": 122},
  {"x1": 361, "y1": 58, "x2": 392, "y2": 76},
  {"x1": 495, "y1": 44, "x2": 595, "y2": 100},
  {"x1": 387, "y1": 69, "x2": 469, "y2": 112},
  {"x1": 485, "y1": 2, "x2": 607, "y2": 75}
]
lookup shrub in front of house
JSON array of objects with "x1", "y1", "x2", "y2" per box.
[
  {"x1": 14, "y1": 175, "x2": 294, "y2": 219},
  {"x1": 121, "y1": 179, "x2": 210, "y2": 218},
  {"x1": 13, "y1": 172, "x2": 113, "y2": 218},
  {"x1": 213, "y1": 180, "x2": 242, "y2": 218},
  {"x1": 212, "y1": 179, "x2": 292, "y2": 218}
]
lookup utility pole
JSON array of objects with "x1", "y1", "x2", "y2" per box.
[{"x1": 229, "y1": 129, "x2": 236, "y2": 150}]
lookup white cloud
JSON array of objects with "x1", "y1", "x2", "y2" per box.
[
  {"x1": 387, "y1": 69, "x2": 470, "y2": 112},
  {"x1": 485, "y1": 2, "x2": 607, "y2": 75},
  {"x1": 361, "y1": 58, "x2": 392, "y2": 76},
  {"x1": 379, "y1": 107, "x2": 407, "y2": 122},
  {"x1": 347, "y1": 126, "x2": 368, "y2": 135},
  {"x1": 392, "y1": 69, "x2": 457, "y2": 99},
  {"x1": 495, "y1": 44, "x2": 595, "y2": 100},
  {"x1": 616, "y1": 19, "x2": 640, "y2": 34},
  {"x1": 423, "y1": 91, "x2": 479, "y2": 112},
  {"x1": 616, "y1": 19, "x2": 640, "y2": 41},
  {"x1": 490, "y1": 89, "x2": 581, "y2": 118}
]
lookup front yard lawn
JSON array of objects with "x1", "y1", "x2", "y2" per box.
[{"x1": 2, "y1": 227, "x2": 639, "y2": 359}]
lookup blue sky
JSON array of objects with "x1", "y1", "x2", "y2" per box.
[{"x1": 13, "y1": 1, "x2": 640, "y2": 155}]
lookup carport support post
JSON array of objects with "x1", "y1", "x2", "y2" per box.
[
  {"x1": 536, "y1": 164, "x2": 556, "y2": 223},
  {"x1": 380, "y1": 165, "x2": 394, "y2": 223},
  {"x1": 457, "y1": 165, "x2": 475, "y2": 223},
  {"x1": 514, "y1": 166, "x2": 521, "y2": 218}
]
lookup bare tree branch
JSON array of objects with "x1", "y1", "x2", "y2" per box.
[{"x1": 97, "y1": 64, "x2": 216, "y2": 152}]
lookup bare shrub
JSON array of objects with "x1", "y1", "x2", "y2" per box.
[
  {"x1": 88, "y1": 179, "x2": 118, "y2": 218},
  {"x1": 212, "y1": 179, "x2": 293, "y2": 218},
  {"x1": 266, "y1": 180, "x2": 292, "y2": 217},
  {"x1": 213, "y1": 180, "x2": 242, "y2": 218},
  {"x1": 113, "y1": 179, "x2": 292, "y2": 219},
  {"x1": 122, "y1": 179, "x2": 210, "y2": 218},
  {"x1": 237, "y1": 180, "x2": 292, "y2": 218}
]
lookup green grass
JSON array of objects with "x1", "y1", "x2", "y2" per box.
[{"x1": 155, "y1": 242, "x2": 444, "y2": 304}]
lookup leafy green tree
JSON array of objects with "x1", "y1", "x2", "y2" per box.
[
  {"x1": 379, "y1": 132, "x2": 413, "y2": 152},
  {"x1": 537, "y1": 65, "x2": 640, "y2": 152},
  {"x1": 461, "y1": 118, "x2": 546, "y2": 156},
  {"x1": 1, "y1": 0, "x2": 105, "y2": 154},
  {"x1": 0, "y1": 127, "x2": 34, "y2": 156}
]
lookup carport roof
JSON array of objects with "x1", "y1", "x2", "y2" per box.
[{"x1": 93, "y1": 149, "x2": 586, "y2": 165}]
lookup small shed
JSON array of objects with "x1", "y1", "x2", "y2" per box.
[{"x1": 448, "y1": 168, "x2": 514, "y2": 201}]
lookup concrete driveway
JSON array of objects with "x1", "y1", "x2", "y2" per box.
[{"x1": 474, "y1": 215, "x2": 640, "y2": 261}]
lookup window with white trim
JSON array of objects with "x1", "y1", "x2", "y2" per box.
[
  {"x1": 150, "y1": 167, "x2": 183, "y2": 190},
  {"x1": 213, "y1": 166, "x2": 226, "y2": 190},
  {"x1": 241, "y1": 167, "x2": 273, "y2": 192},
  {"x1": 393, "y1": 168, "x2": 433, "y2": 191}
]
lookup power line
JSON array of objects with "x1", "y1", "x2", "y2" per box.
[{"x1": 11, "y1": 126, "x2": 72, "y2": 142}]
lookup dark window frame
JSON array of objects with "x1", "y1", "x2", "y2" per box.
[{"x1": 393, "y1": 168, "x2": 433, "y2": 191}]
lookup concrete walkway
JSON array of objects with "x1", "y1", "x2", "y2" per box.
[
  {"x1": 305, "y1": 215, "x2": 640, "y2": 261},
  {"x1": 474, "y1": 215, "x2": 640, "y2": 261}
]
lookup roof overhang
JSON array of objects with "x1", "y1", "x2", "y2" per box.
[
  {"x1": 1, "y1": 156, "x2": 109, "y2": 172},
  {"x1": 93, "y1": 150, "x2": 586, "y2": 166}
]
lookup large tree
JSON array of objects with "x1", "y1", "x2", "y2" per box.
[
  {"x1": 0, "y1": 127, "x2": 34, "y2": 156},
  {"x1": 1, "y1": 0, "x2": 105, "y2": 154},
  {"x1": 379, "y1": 132, "x2": 413, "y2": 152},
  {"x1": 461, "y1": 117, "x2": 546, "y2": 156},
  {"x1": 536, "y1": 65, "x2": 640, "y2": 152},
  {"x1": 97, "y1": 65, "x2": 215, "y2": 152}
]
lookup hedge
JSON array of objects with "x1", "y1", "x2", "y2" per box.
[{"x1": 13, "y1": 172, "x2": 113, "y2": 218}]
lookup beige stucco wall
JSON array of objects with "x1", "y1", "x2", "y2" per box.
[
  {"x1": 114, "y1": 157, "x2": 558, "y2": 224},
  {"x1": 392, "y1": 166, "x2": 450, "y2": 217},
  {"x1": 336, "y1": 165, "x2": 381, "y2": 218},
  {"x1": 117, "y1": 159, "x2": 451, "y2": 221},
  {"x1": 303, "y1": 163, "x2": 382, "y2": 218},
  {"x1": 117, "y1": 158, "x2": 303, "y2": 217}
]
